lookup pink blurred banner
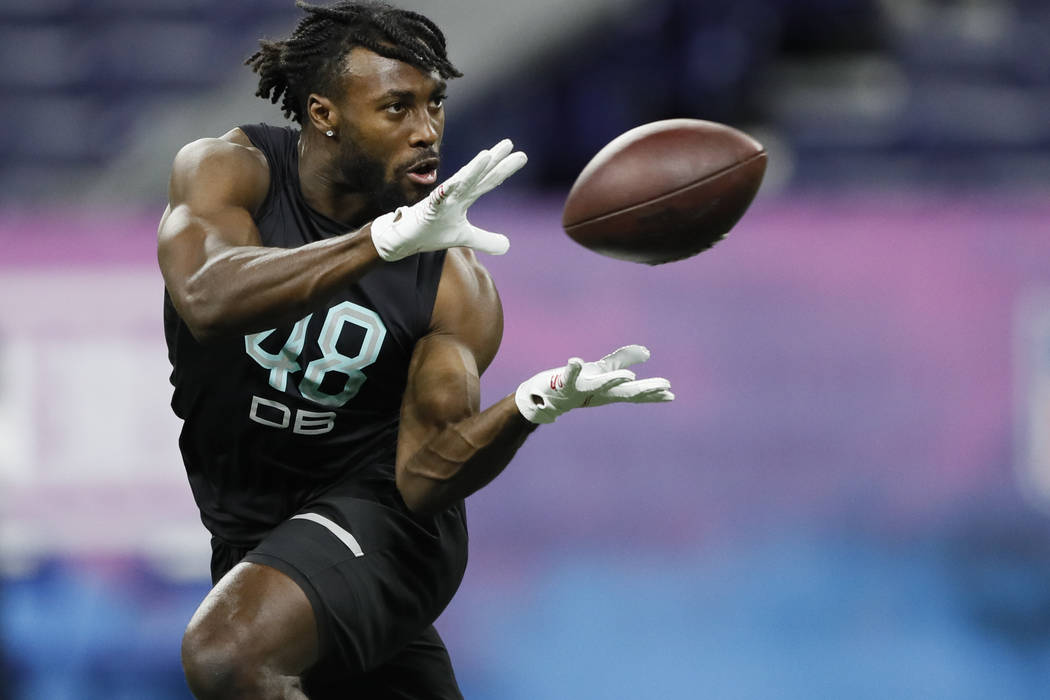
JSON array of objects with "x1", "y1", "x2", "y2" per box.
[{"x1": 1, "y1": 193, "x2": 1048, "y2": 570}]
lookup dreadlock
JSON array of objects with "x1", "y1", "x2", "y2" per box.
[{"x1": 245, "y1": 0, "x2": 462, "y2": 124}]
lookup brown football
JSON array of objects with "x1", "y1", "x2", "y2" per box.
[{"x1": 562, "y1": 119, "x2": 767, "y2": 265}]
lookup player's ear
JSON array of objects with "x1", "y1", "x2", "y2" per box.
[{"x1": 306, "y1": 93, "x2": 338, "y2": 137}]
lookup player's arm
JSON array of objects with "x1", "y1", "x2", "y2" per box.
[
  {"x1": 395, "y1": 248, "x2": 534, "y2": 517},
  {"x1": 395, "y1": 250, "x2": 676, "y2": 518},
  {"x1": 157, "y1": 129, "x2": 383, "y2": 343}
]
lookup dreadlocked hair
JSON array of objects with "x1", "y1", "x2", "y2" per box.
[{"x1": 245, "y1": 0, "x2": 462, "y2": 124}]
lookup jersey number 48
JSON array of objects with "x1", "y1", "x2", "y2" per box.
[{"x1": 243, "y1": 301, "x2": 387, "y2": 434}]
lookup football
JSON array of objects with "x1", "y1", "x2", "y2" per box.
[{"x1": 561, "y1": 119, "x2": 767, "y2": 265}]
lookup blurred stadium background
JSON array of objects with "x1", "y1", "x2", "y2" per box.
[{"x1": 2, "y1": 0, "x2": 1050, "y2": 697}]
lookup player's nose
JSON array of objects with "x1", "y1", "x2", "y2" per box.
[{"x1": 408, "y1": 111, "x2": 440, "y2": 148}]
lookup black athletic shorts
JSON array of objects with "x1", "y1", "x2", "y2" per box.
[{"x1": 210, "y1": 487, "x2": 469, "y2": 699}]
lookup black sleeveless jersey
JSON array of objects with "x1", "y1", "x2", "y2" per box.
[{"x1": 164, "y1": 123, "x2": 448, "y2": 546}]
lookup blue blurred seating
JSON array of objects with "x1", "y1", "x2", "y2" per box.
[
  {"x1": 0, "y1": 0, "x2": 298, "y2": 200},
  {"x1": 0, "y1": 0, "x2": 1047, "y2": 200}
]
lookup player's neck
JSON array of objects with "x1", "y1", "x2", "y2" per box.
[{"x1": 297, "y1": 132, "x2": 372, "y2": 227}]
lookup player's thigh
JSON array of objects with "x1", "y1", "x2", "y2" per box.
[
  {"x1": 244, "y1": 496, "x2": 468, "y2": 675},
  {"x1": 183, "y1": 561, "x2": 318, "y2": 675}
]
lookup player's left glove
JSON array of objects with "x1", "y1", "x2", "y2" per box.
[{"x1": 514, "y1": 345, "x2": 674, "y2": 424}]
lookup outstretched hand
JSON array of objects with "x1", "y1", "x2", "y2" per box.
[
  {"x1": 515, "y1": 345, "x2": 674, "y2": 424},
  {"x1": 370, "y1": 139, "x2": 527, "y2": 261}
]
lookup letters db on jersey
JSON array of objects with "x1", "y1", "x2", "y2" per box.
[{"x1": 245, "y1": 300, "x2": 387, "y2": 435}]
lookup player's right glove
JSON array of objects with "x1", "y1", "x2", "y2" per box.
[
  {"x1": 369, "y1": 139, "x2": 527, "y2": 262},
  {"x1": 514, "y1": 345, "x2": 674, "y2": 424}
]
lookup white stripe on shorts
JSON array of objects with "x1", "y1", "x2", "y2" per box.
[{"x1": 290, "y1": 513, "x2": 365, "y2": 557}]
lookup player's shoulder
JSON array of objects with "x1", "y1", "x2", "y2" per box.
[
  {"x1": 431, "y1": 248, "x2": 503, "y2": 366},
  {"x1": 172, "y1": 128, "x2": 268, "y2": 179},
  {"x1": 169, "y1": 128, "x2": 269, "y2": 210},
  {"x1": 442, "y1": 247, "x2": 500, "y2": 304}
]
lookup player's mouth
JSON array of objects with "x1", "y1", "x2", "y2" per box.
[{"x1": 404, "y1": 158, "x2": 439, "y2": 186}]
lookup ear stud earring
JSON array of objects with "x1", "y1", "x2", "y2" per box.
[{"x1": 325, "y1": 129, "x2": 334, "y2": 137}]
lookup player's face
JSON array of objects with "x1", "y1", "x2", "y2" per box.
[{"x1": 332, "y1": 48, "x2": 447, "y2": 212}]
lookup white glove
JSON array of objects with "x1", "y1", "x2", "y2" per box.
[
  {"x1": 515, "y1": 345, "x2": 674, "y2": 424},
  {"x1": 370, "y1": 139, "x2": 528, "y2": 261}
]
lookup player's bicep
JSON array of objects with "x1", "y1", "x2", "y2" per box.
[
  {"x1": 431, "y1": 248, "x2": 503, "y2": 372},
  {"x1": 396, "y1": 249, "x2": 503, "y2": 464},
  {"x1": 397, "y1": 334, "x2": 482, "y2": 469},
  {"x1": 413, "y1": 248, "x2": 503, "y2": 405},
  {"x1": 157, "y1": 136, "x2": 268, "y2": 308},
  {"x1": 408, "y1": 334, "x2": 483, "y2": 422}
]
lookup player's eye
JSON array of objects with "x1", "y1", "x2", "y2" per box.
[
  {"x1": 429, "y1": 94, "x2": 446, "y2": 109},
  {"x1": 385, "y1": 102, "x2": 408, "y2": 114}
]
